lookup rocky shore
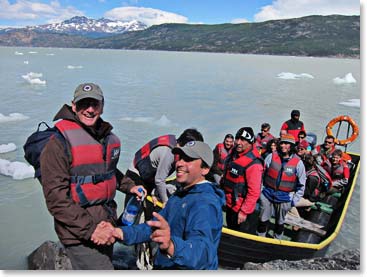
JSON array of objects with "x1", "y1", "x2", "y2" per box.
[{"x1": 28, "y1": 240, "x2": 359, "y2": 270}]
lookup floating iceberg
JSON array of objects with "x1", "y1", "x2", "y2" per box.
[
  {"x1": 120, "y1": 115, "x2": 175, "y2": 127},
  {"x1": 333, "y1": 73, "x2": 356, "y2": 85},
  {"x1": 0, "y1": 113, "x2": 29, "y2": 123},
  {"x1": 339, "y1": 99, "x2": 360, "y2": 108},
  {"x1": 277, "y1": 72, "x2": 314, "y2": 80},
  {"x1": 67, "y1": 65, "x2": 83, "y2": 69},
  {"x1": 0, "y1": 158, "x2": 34, "y2": 180},
  {"x1": 22, "y1": 72, "x2": 46, "y2": 85},
  {"x1": 0, "y1": 143, "x2": 17, "y2": 154}
]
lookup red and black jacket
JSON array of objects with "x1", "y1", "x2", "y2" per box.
[{"x1": 222, "y1": 147, "x2": 262, "y2": 211}]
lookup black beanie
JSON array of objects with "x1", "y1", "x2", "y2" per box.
[
  {"x1": 235, "y1": 127, "x2": 255, "y2": 144},
  {"x1": 291, "y1": 110, "x2": 300, "y2": 117}
]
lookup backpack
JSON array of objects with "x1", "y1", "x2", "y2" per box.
[
  {"x1": 314, "y1": 163, "x2": 333, "y2": 190},
  {"x1": 23, "y1": 121, "x2": 68, "y2": 180}
]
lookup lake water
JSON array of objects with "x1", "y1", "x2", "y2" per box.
[{"x1": 0, "y1": 47, "x2": 360, "y2": 269}]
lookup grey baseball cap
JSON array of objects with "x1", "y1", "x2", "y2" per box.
[
  {"x1": 172, "y1": 141, "x2": 213, "y2": 167},
  {"x1": 73, "y1": 83, "x2": 104, "y2": 103}
]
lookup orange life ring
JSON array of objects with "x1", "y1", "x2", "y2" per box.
[{"x1": 326, "y1": 115, "x2": 359, "y2": 145}]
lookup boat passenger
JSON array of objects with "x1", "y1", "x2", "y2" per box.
[
  {"x1": 280, "y1": 110, "x2": 306, "y2": 142},
  {"x1": 296, "y1": 139, "x2": 311, "y2": 160},
  {"x1": 312, "y1": 135, "x2": 336, "y2": 165},
  {"x1": 255, "y1": 123, "x2": 275, "y2": 156},
  {"x1": 322, "y1": 149, "x2": 350, "y2": 194},
  {"x1": 92, "y1": 141, "x2": 226, "y2": 270},
  {"x1": 302, "y1": 154, "x2": 324, "y2": 202},
  {"x1": 257, "y1": 134, "x2": 306, "y2": 239},
  {"x1": 221, "y1": 127, "x2": 263, "y2": 232},
  {"x1": 211, "y1": 133, "x2": 234, "y2": 184},
  {"x1": 262, "y1": 138, "x2": 279, "y2": 159}
]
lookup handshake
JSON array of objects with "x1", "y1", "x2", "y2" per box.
[
  {"x1": 90, "y1": 212, "x2": 173, "y2": 255},
  {"x1": 91, "y1": 221, "x2": 122, "y2": 245}
]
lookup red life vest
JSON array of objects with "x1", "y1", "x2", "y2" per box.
[
  {"x1": 264, "y1": 152, "x2": 300, "y2": 192},
  {"x1": 330, "y1": 161, "x2": 349, "y2": 181},
  {"x1": 314, "y1": 144, "x2": 335, "y2": 163},
  {"x1": 133, "y1": 134, "x2": 177, "y2": 186},
  {"x1": 307, "y1": 168, "x2": 321, "y2": 186},
  {"x1": 55, "y1": 120, "x2": 121, "y2": 207},
  {"x1": 215, "y1": 143, "x2": 231, "y2": 171},
  {"x1": 223, "y1": 147, "x2": 262, "y2": 211},
  {"x1": 255, "y1": 133, "x2": 275, "y2": 154}
]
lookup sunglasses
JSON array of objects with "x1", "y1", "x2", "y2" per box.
[
  {"x1": 324, "y1": 141, "x2": 334, "y2": 144},
  {"x1": 298, "y1": 136, "x2": 305, "y2": 139},
  {"x1": 261, "y1": 129, "x2": 269, "y2": 132},
  {"x1": 297, "y1": 147, "x2": 306, "y2": 150}
]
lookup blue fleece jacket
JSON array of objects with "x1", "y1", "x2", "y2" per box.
[{"x1": 121, "y1": 181, "x2": 225, "y2": 269}]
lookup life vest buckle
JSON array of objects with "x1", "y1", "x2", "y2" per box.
[{"x1": 92, "y1": 174, "x2": 105, "y2": 184}]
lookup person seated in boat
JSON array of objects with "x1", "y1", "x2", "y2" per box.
[
  {"x1": 300, "y1": 154, "x2": 324, "y2": 203},
  {"x1": 297, "y1": 131, "x2": 312, "y2": 151},
  {"x1": 257, "y1": 134, "x2": 306, "y2": 240},
  {"x1": 210, "y1": 133, "x2": 234, "y2": 184},
  {"x1": 322, "y1": 149, "x2": 350, "y2": 194},
  {"x1": 92, "y1": 141, "x2": 226, "y2": 270},
  {"x1": 311, "y1": 135, "x2": 336, "y2": 166},
  {"x1": 255, "y1": 123, "x2": 275, "y2": 156},
  {"x1": 221, "y1": 127, "x2": 263, "y2": 232},
  {"x1": 280, "y1": 110, "x2": 306, "y2": 143},
  {"x1": 261, "y1": 138, "x2": 279, "y2": 159},
  {"x1": 296, "y1": 139, "x2": 311, "y2": 160}
]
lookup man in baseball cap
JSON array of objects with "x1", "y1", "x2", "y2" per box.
[
  {"x1": 73, "y1": 83, "x2": 104, "y2": 103},
  {"x1": 172, "y1": 140, "x2": 213, "y2": 169},
  {"x1": 40, "y1": 82, "x2": 144, "y2": 269},
  {"x1": 97, "y1": 139, "x2": 225, "y2": 269},
  {"x1": 70, "y1": 83, "x2": 105, "y2": 127}
]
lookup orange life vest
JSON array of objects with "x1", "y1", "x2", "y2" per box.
[{"x1": 55, "y1": 120, "x2": 121, "y2": 207}]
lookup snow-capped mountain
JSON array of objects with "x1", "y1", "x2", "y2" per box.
[{"x1": 26, "y1": 16, "x2": 147, "y2": 37}]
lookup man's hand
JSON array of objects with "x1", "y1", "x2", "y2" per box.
[
  {"x1": 238, "y1": 212, "x2": 247, "y2": 225},
  {"x1": 147, "y1": 212, "x2": 173, "y2": 256},
  {"x1": 129, "y1": 185, "x2": 147, "y2": 200},
  {"x1": 91, "y1": 221, "x2": 115, "y2": 245}
]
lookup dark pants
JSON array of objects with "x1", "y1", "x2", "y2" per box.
[
  {"x1": 226, "y1": 208, "x2": 249, "y2": 232},
  {"x1": 64, "y1": 242, "x2": 114, "y2": 270}
]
